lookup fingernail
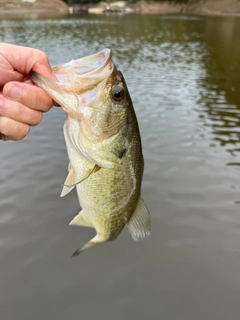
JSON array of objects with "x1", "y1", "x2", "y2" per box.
[{"x1": 7, "y1": 85, "x2": 23, "y2": 100}]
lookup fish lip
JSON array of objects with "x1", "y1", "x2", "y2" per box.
[
  {"x1": 80, "y1": 48, "x2": 112, "y2": 77},
  {"x1": 54, "y1": 48, "x2": 113, "y2": 81},
  {"x1": 52, "y1": 48, "x2": 114, "y2": 97},
  {"x1": 30, "y1": 49, "x2": 114, "y2": 114}
]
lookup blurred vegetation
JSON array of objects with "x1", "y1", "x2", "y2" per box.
[
  {"x1": 63, "y1": 0, "x2": 99, "y2": 3},
  {"x1": 62, "y1": 0, "x2": 189, "y2": 3}
]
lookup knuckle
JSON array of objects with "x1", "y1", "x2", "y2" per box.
[
  {"x1": 42, "y1": 103, "x2": 52, "y2": 113},
  {"x1": 12, "y1": 125, "x2": 30, "y2": 141},
  {"x1": 0, "y1": 97, "x2": 7, "y2": 116},
  {"x1": 38, "y1": 51, "x2": 48, "y2": 64},
  {"x1": 0, "y1": 115, "x2": 10, "y2": 129},
  {"x1": 23, "y1": 85, "x2": 53, "y2": 113},
  {"x1": 40, "y1": 52, "x2": 48, "y2": 61},
  {"x1": 14, "y1": 126, "x2": 30, "y2": 141},
  {"x1": 0, "y1": 117, "x2": 10, "y2": 138},
  {"x1": 36, "y1": 89, "x2": 53, "y2": 112},
  {"x1": 31, "y1": 111, "x2": 43, "y2": 126},
  {"x1": 0, "y1": 116, "x2": 30, "y2": 141}
]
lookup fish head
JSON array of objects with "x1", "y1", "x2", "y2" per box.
[
  {"x1": 31, "y1": 49, "x2": 135, "y2": 167},
  {"x1": 78, "y1": 60, "x2": 133, "y2": 143}
]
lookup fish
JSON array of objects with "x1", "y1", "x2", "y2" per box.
[{"x1": 30, "y1": 48, "x2": 150, "y2": 256}]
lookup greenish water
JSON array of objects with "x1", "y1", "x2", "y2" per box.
[{"x1": 1, "y1": 14, "x2": 240, "y2": 320}]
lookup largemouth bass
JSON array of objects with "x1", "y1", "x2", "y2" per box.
[{"x1": 31, "y1": 49, "x2": 150, "y2": 256}]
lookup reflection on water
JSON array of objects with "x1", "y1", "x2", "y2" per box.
[
  {"x1": 195, "y1": 17, "x2": 240, "y2": 164},
  {"x1": 1, "y1": 14, "x2": 240, "y2": 320}
]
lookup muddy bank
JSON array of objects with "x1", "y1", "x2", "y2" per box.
[
  {"x1": 71, "y1": 0, "x2": 240, "y2": 16},
  {"x1": 0, "y1": 0, "x2": 240, "y2": 17},
  {"x1": 0, "y1": 0, "x2": 69, "y2": 16},
  {"x1": 71, "y1": 1, "x2": 185, "y2": 14},
  {"x1": 183, "y1": 0, "x2": 240, "y2": 16}
]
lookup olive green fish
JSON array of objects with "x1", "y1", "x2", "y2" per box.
[{"x1": 31, "y1": 49, "x2": 150, "y2": 256}]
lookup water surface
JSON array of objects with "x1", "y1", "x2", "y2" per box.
[{"x1": 1, "y1": 14, "x2": 240, "y2": 320}]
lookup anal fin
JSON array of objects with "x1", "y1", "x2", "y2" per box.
[{"x1": 127, "y1": 197, "x2": 151, "y2": 241}]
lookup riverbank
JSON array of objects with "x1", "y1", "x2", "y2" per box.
[
  {"x1": 0, "y1": 0, "x2": 69, "y2": 17},
  {"x1": 70, "y1": 0, "x2": 240, "y2": 16},
  {"x1": 0, "y1": 0, "x2": 240, "y2": 17},
  {"x1": 183, "y1": 0, "x2": 240, "y2": 15},
  {"x1": 71, "y1": 1, "x2": 184, "y2": 15}
]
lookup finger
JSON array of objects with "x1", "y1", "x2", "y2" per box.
[
  {"x1": 0, "y1": 116, "x2": 30, "y2": 141},
  {"x1": 0, "y1": 43, "x2": 55, "y2": 80},
  {"x1": 3, "y1": 81, "x2": 54, "y2": 112},
  {"x1": 0, "y1": 94, "x2": 43, "y2": 126}
]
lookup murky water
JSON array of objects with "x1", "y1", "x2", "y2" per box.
[{"x1": 1, "y1": 13, "x2": 240, "y2": 320}]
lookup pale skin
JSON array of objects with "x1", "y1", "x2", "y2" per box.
[{"x1": 0, "y1": 43, "x2": 56, "y2": 141}]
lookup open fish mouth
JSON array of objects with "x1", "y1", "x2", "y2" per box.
[
  {"x1": 52, "y1": 48, "x2": 114, "y2": 93},
  {"x1": 53, "y1": 48, "x2": 112, "y2": 77},
  {"x1": 30, "y1": 48, "x2": 114, "y2": 112}
]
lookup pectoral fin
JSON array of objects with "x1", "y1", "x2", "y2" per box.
[
  {"x1": 69, "y1": 209, "x2": 93, "y2": 228},
  {"x1": 60, "y1": 165, "x2": 100, "y2": 197},
  {"x1": 60, "y1": 168, "x2": 76, "y2": 197},
  {"x1": 127, "y1": 197, "x2": 151, "y2": 241},
  {"x1": 80, "y1": 134, "x2": 129, "y2": 169}
]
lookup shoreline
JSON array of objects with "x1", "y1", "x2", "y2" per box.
[{"x1": 0, "y1": 1, "x2": 240, "y2": 18}]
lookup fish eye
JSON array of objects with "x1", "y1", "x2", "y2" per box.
[{"x1": 112, "y1": 85, "x2": 125, "y2": 102}]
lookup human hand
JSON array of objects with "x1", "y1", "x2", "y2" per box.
[{"x1": 0, "y1": 43, "x2": 56, "y2": 141}]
